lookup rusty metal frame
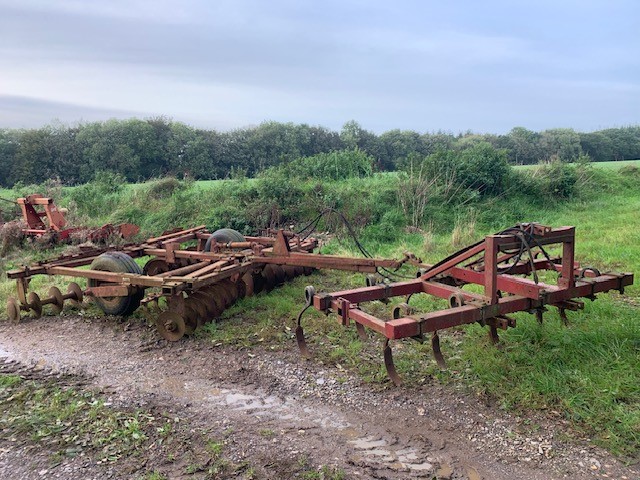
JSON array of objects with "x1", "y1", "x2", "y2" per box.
[{"x1": 302, "y1": 224, "x2": 633, "y2": 385}]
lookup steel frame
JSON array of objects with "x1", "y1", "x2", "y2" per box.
[{"x1": 299, "y1": 224, "x2": 633, "y2": 384}]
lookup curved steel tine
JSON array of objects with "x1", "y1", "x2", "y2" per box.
[
  {"x1": 558, "y1": 307, "x2": 569, "y2": 326},
  {"x1": 383, "y1": 339, "x2": 402, "y2": 386},
  {"x1": 489, "y1": 325, "x2": 500, "y2": 345},
  {"x1": 295, "y1": 286, "x2": 316, "y2": 358},
  {"x1": 431, "y1": 332, "x2": 447, "y2": 368},
  {"x1": 535, "y1": 308, "x2": 544, "y2": 324},
  {"x1": 355, "y1": 322, "x2": 368, "y2": 342},
  {"x1": 295, "y1": 325, "x2": 311, "y2": 358}
]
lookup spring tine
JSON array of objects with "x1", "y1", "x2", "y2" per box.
[
  {"x1": 383, "y1": 339, "x2": 402, "y2": 386},
  {"x1": 558, "y1": 307, "x2": 569, "y2": 326},
  {"x1": 295, "y1": 286, "x2": 316, "y2": 358},
  {"x1": 431, "y1": 332, "x2": 447, "y2": 368},
  {"x1": 295, "y1": 325, "x2": 311, "y2": 358},
  {"x1": 355, "y1": 322, "x2": 368, "y2": 342},
  {"x1": 535, "y1": 308, "x2": 544, "y2": 324},
  {"x1": 489, "y1": 325, "x2": 500, "y2": 345}
]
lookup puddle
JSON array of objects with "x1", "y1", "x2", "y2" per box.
[
  {"x1": 436, "y1": 463, "x2": 454, "y2": 478},
  {"x1": 464, "y1": 464, "x2": 482, "y2": 480},
  {"x1": 349, "y1": 436, "x2": 434, "y2": 472},
  {"x1": 147, "y1": 375, "x2": 350, "y2": 429}
]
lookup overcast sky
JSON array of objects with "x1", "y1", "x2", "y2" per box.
[{"x1": 0, "y1": 0, "x2": 638, "y2": 134}]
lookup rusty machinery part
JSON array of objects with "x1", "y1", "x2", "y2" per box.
[
  {"x1": 383, "y1": 339, "x2": 402, "y2": 386},
  {"x1": 241, "y1": 272, "x2": 255, "y2": 296},
  {"x1": 272, "y1": 265, "x2": 286, "y2": 286},
  {"x1": 303, "y1": 224, "x2": 634, "y2": 385},
  {"x1": 202, "y1": 286, "x2": 227, "y2": 315},
  {"x1": 219, "y1": 279, "x2": 240, "y2": 304},
  {"x1": 156, "y1": 311, "x2": 186, "y2": 342},
  {"x1": 88, "y1": 252, "x2": 144, "y2": 316},
  {"x1": 6, "y1": 281, "x2": 87, "y2": 323},
  {"x1": 181, "y1": 303, "x2": 198, "y2": 335},
  {"x1": 283, "y1": 265, "x2": 297, "y2": 281},
  {"x1": 207, "y1": 284, "x2": 232, "y2": 310},
  {"x1": 199, "y1": 288, "x2": 226, "y2": 318},
  {"x1": 295, "y1": 285, "x2": 316, "y2": 358},
  {"x1": 47, "y1": 287, "x2": 65, "y2": 314},
  {"x1": 251, "y1": 271, "x2": 266, "y2": 294},
  {"x1": 6, "y1": 297, "x2": 21, "y2": 324},
  {"x1": 235, "y1": 277, "x2": 247, "y2": 299},
  {"x1": 143, "y1": 259, "x2": 170, "y2": 276},
  {"x1": 27, "y1": 292, "x2": 43, "y2": 318},
  {"x1": 204, "y1": 228, "x2": 246, "y2": 252},
  {"x1": 184, "y1": 293, "x2": 210, "y2": 326},
  {"x1": 262, "y1": 265, "x2": 277, "y2": 292},
  {"x1": 67, "y1": 282, "x2": 84, "y2": 305},
  {"x1": 448, "y1": 292, "x2": 465, "y2": 308}
]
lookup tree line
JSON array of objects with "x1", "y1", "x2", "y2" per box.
[{"x1": 0, "y1": 117, "x2": 638, "y2": 187}]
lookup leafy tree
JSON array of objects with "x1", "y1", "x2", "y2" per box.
[{"x1": 539, "y1": 128, "x2": 582, "y2": 162}]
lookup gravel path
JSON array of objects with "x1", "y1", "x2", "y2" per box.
[{"x1": 0, "y1": 315, "x2": 637, "y2": 479}]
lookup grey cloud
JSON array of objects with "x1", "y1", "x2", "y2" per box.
[{"x1": 0, "y1": 95, "x2": 148, "y2": 128}]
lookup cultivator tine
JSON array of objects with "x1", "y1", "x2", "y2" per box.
[
  {"x1": 355, "y1": 322, "x2": 368, "y2": 342},
  {"x1": 558, "y1": 307, "x2": 569, "y2": 326},
  {"x1": 431, "y1": 332, "x2": 447, "y2": 368},
  {"x1": 535, "y1": 307, "x2": 545, "y2": 324},
  {"x1": 295, "y1": 286, "x2": 315, "y2": 358},
  {"x1": 489, "y1": 325, "x2": 500, "y2": 345},
  {"x1": 295, "y1": 324, "x2": 311, "y2": 358},
  {"x1": 383, "y1": 339, "x2": 402, "y2": 386}
]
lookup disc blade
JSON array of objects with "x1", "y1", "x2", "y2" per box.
[{"x1": 155, "y1": 311, "x2": 186, "y2": 342}]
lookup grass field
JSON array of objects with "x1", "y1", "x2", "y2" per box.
[
  {"x1": 0, "y1": 164, "x2": 638, "y2": 460},
  {"x1": 514, "y1": 159, "x2": 640, "y2": 170}
]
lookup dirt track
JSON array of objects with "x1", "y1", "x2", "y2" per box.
[{"x1": 0, "y1": 314, "x2": 637, "y2": 479}]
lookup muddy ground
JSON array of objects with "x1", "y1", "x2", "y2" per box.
[{"x1": 0, "y1": 314, "x2": 638, "y2": 480}]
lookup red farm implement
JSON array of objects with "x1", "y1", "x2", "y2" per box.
[
  {"x1": 4, "y1": 223, "x2": 633, "y2": 385},
  {"x1": 2, "y1": 194, "x2": 139, "y2": 242}
]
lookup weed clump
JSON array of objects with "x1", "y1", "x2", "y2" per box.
[{"x1": 0, "y1": 220, "x2": 25, "y2": 256}]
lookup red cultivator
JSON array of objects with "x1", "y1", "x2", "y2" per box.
[
  {"x1": 4, "y1": 223, "x2": 633, "y2": 385},
  {"x1": 296, "y1": 224, "x2": 633, "y2": 384}
]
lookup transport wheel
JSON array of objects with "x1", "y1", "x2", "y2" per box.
[
  {"x1": 204, "y1": 228, "x2": 246, "y2": 251},
  {"x1": 88, "y1": 252, "x2": 144, "y2": 316}
]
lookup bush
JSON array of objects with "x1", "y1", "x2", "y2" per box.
[
  {"x1": 529, "y1": 161, "x2": 579, "y2": 198},
  {"x1": 268, "y1": 148, "x2": 374, "y2": 181},
  {"x1": 146, "y1": 176, "x2": 188, "y2": 199}
]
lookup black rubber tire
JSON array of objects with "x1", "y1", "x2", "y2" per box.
[
  {"x1": 204, "y1": 228, "x2": 246, "y2": 251},
  {"x1": 88, "y1": 252, "x2": 144, "y2": 316}
]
